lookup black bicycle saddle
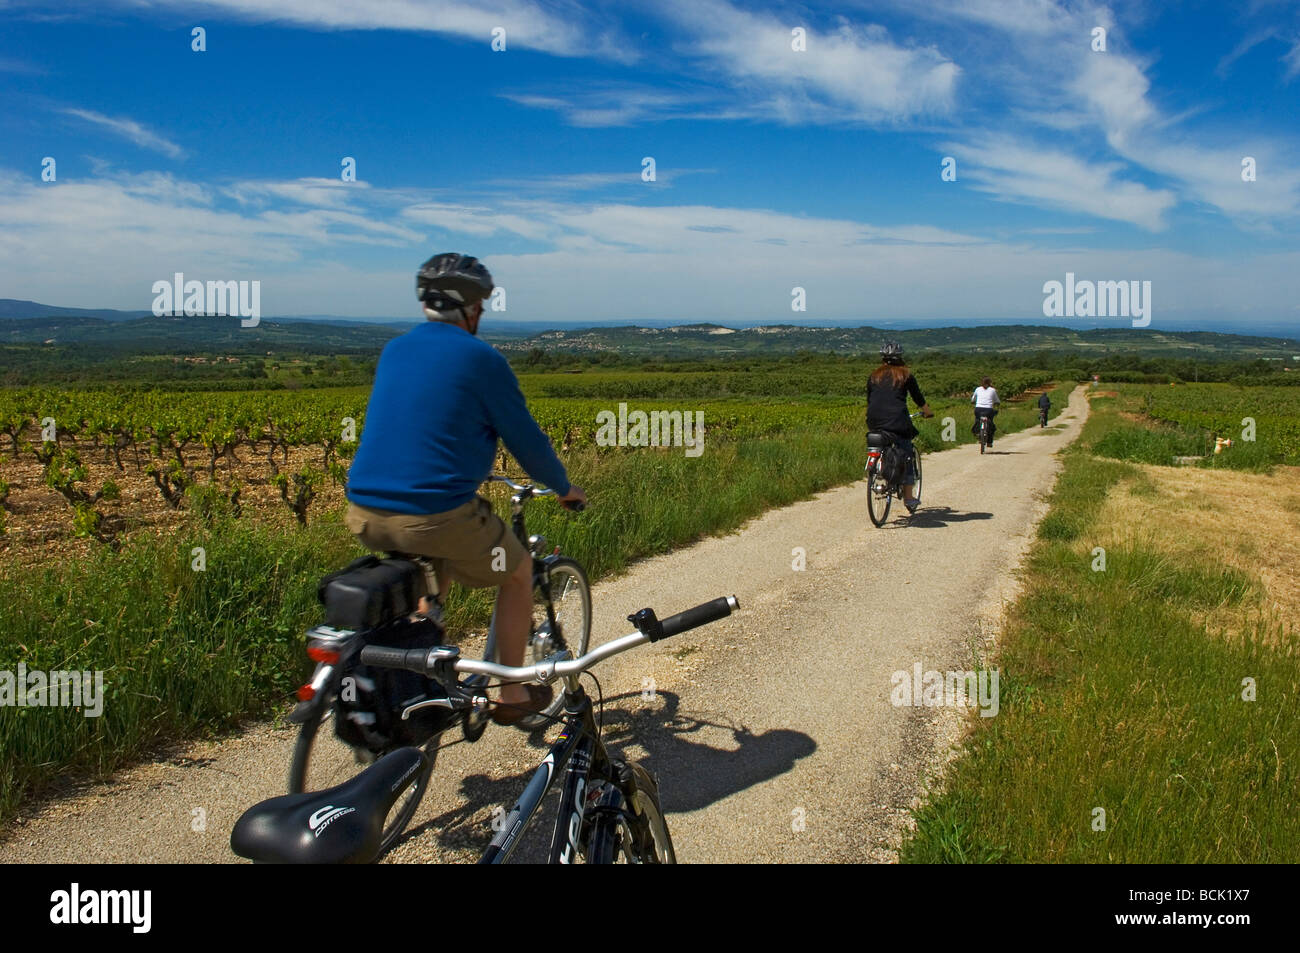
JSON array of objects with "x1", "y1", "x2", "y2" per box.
[
  {"x1": 231, "y1": 747, "x2": 427, "y2": 864},
  {"x1": 866, "y1": 431, "x2": 897, "y2": 447}
]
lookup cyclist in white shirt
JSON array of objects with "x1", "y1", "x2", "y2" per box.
[{"x1": 971, "y1": 376, "x2": 1000, "y2": 447}]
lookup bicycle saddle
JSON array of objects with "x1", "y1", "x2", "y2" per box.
[
  {"x1": 866, "y1": 432, "x2": 896, "y2": 448},
  {"x1": 230, "y1": 747, "x2": 427, "y2": 864}
]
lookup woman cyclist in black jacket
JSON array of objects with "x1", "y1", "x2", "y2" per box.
[{"x1": 866, "y1": 341, "x2": 933, "y2": 513}]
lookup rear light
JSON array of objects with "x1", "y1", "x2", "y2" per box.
[
  {"x1": 296, "y1": 684, "x2": 316, "y2": 701},
  {"x1": 307, "y1": 645, "x2": 340, "y2": 664}
]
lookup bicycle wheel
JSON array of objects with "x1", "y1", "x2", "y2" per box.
[
  {"x1": 866, "y1": 459, "x2": 892, "y2": 527},
  {"x1": 514, "y1": 556, "x2": 591, "y2": 728},
  {"x1": 910, "y1": 449, "x2": 923, "y2": 503},
  {"x1": 288, "y1": 702, "x2": 436, "y2": 859},
  {"x1": 979, "y1": 419, "x2": 987, "y2": 454},
  {"x1": 587, "y1": 762, "x2": 676, "y2": 864}
]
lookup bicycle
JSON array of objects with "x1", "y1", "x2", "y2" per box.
[
  {"x1": 283, "y1": 476, "x2": 590, "y2": 855},
  {"x1": 1039, "y1": 406, "x2": 1049, "y2": 428},
  {"x1": 865, "y1": 413, "x2": 923, "y2": 527},
  {"x1": 978, "y1": 414, "x2": 991, "y2": 453},
  {"x1": 231, "y1": 595, "x2": 741, "y2": 864}
]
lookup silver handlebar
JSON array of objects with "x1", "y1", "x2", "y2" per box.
[
  {"x1": 398, "y1": 631, "x2": 647, "y2": 722},
  {"x1": 487, "y1": 474, "x2": 557, "y2": 496}
]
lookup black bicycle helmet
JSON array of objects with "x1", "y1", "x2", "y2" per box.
[
  {"x1": 416, "y1": 253, "x2": 494, "y2": 314},
  {"x1": 880, "y1": 340, "x2": 905, "y2": 364}
]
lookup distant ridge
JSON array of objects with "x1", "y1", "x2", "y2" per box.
[{"x1": 1, "y1": 300, "x2": 1296, "y2": 359}]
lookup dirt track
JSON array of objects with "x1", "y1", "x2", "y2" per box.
[{"x1": 0, "y1": 387, "x2": 1088, "y2": 864}]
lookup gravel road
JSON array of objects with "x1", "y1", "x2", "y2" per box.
[{"x1": 0, "y1": 387, "x2": 1087, "y2": 864}]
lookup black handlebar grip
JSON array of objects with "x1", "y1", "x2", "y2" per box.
[
  {"x1": 654, "y1": 596, "x2": 739, "y2": 641},
  {"x1": 360, "y1": 645, "x2": 430, "y2": 675}
]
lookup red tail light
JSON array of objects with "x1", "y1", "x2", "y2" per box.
[
  {"x1": 307, "y1": 645, "x2": 339, "y2": 664},
  {"x1": 296, "y1": 684, "x2": 316, "y2": 701}
]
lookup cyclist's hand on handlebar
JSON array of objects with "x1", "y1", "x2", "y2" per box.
[
  {"x1": 559, "y1": 484, "x2": 587, "y2": 511},
  {"x1": 921, "y1": 404, "x2": 935, "y2": 418}
]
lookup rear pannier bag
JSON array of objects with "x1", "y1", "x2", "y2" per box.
[
  {"x1": 879, "y1": 445, "x2": 906, "y2": 485},
  {"x1": 318, "y1": 555, "x2": 428, "y2": 632},
  {"x1": 316, "y1": 555, "x2": 449, "y2": 752},
  {"x1": 332, "y1": 615, "x2": 453, "y2": 752}
]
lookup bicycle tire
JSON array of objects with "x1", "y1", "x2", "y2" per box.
[
  {"x1": 979, "y1": 419, "x2": 987, "y2": 454},
  {"x1": 587, "y1": 763, "x2": 676, "y2": 864},
  {"x1": 513, "y1": 557, "x2": 592, "y2": 729},
  {"x1": 911, "y1": 449, "x2": 923, "y2": 504},
  {"x1": 288, "y1": 702, "x2": 436, "y2": 859},
  {"x1": 866, "y1": 458, "x2": 892, "y2": 527}
]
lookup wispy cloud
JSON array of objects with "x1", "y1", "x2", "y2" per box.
[
  {"x1": 0, "y1": 55, "x2": 47, "y2": 74},
  {"x1": 658, "y1": 0, "x2": 959, "y2": 124},
  {"x1": 1285, "y1": 36, "x2": 1300, "y2": 80},
  {"x1": 947, "y1": 135, "x2": 1176, "y2": 231},
  {"x1": 90, "y1": 0, "x2": 634, "y2": 62},
  {"x1": 62, "y1": 108, "x2": 186, "y2": 159},
  {"x1": 502, "y1": 88, "x2": 706, "y2": 127}
]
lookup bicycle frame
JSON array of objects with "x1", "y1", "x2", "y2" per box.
[
  {"x1": 478, "y1": 677, "x2": 616, "y2": 864},
  {"x1": 479, "y1": 480, "x2": 569, "y2": 666}
]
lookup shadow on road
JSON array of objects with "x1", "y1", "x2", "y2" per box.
[
  {"x1": 901, "y1": 505, "x2": 994, "y2": 528},
  {"x1": 398, "y1": 689, "x2": 815, "y2": 861}
]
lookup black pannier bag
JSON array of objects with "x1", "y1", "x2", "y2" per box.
[
  {"x1": 317, "y1": 556, "x2": 452, "y2": 752},
  {"x1": 879, "y1": 445, "x2": 907, "y2": 485},
  {"x1": 318, "y1": 554, "x2": 427, "y2": 631}
]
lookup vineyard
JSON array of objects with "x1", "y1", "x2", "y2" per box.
[
  {"x1": 0, "y1": 364, "x2": 1058, "y2": 551},
  {"x1": 1121, "y1": 383, "x2": 1300, "y2": 466}
]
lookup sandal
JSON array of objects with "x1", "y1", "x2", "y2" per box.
[{"x1": 490, "y1": 684, "x2": 554, "y2": 726}]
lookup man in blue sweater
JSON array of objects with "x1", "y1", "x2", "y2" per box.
[{"x1": 345, "y1": 253, "x2": 586, "y2": 725}]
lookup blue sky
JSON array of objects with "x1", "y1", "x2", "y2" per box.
[{"x1": 2, "y1": 0, "x2": 1299, "y2": 332}]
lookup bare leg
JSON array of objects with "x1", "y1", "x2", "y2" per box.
[
  {"x1": 494, "y1": 558, "x2": 535, "y2": 706},
  {"x1": 902, "y1": 483, "x2": 916, "y2": 502}
]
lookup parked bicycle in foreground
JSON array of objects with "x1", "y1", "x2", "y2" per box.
[
  {"x1": 866, "y1": 412, "x2": 923, "y2": 527},
  {"x1": 280, "y1": 476, "x2": 590, "y2": 856},
  {"x1": 232, "y1": 594, "x2": 740, "y2": 863}
]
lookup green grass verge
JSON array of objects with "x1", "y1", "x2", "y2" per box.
[{"x1": 900, "y1": 400, "x2": 1299, "y2": 863}]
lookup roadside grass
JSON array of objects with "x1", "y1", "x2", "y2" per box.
[
  {"x1": 900, "y1": 397, "x2": 1299, "y2": 863},
  {"x1": 0, "y1": 516, "x2": 359, "y2": 822},
  {"x1": 0, "y1": 381, "x2": 1071, "y2": 823}
]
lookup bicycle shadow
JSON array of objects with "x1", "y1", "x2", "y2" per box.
[
  {"x1": 395, "y1": 689, "x2": 815, "y2": 861},
  {"x1": 596, "y1": 690, "x2": 817, "y2": 814},
  {"x1": 901, "y1": 505, "x2": 994, "y2": 528}
]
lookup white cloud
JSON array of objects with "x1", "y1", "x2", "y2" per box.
[
  {"x1": 1284, "y1": 37, "x2": 1300, "y2": 80},
  {"x1": 658, "y1": 0, "x2": 959, "y2": 123},
  {"x1": 62, "y1": 108, "x2": 186, "y2": 158},
  {"x1": 93, "y1": 0, "x2": 633, "y2": 61},
  {"x1": 947, "y1": 135, "x2": 1176, "y2": 231}
]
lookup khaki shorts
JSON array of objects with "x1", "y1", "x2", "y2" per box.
[{"x1": 345, "y1": 497, "x2": 528, "y2": 589}]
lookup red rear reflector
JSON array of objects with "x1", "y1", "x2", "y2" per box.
[
  {"x1": 307, "y1": 646, "x2": 339, "y2": 663},
  {"x1": 297, "y1": 684, "x2": 316, "y2": 701}
]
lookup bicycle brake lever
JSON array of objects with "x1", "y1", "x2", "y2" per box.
[{"x1": 401, "y1": 697, "x2": 461, "y2": 720}]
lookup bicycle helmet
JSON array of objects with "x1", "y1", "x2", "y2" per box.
[
  {"x1": 416, "y1": 253, "x2": 494, "y2": 315},
  {"x1": 880, "y1": 340, "x2": 905, "y2": 365}
]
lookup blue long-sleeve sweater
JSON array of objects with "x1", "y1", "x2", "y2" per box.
[{"x1": 345, "y1": 321, "x2": 570, "y2": 514}]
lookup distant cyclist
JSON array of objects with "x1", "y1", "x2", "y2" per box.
[
  {"x1": 866, "y1": 341, "x2": 933, "y2": 514},
  {"x1": 1037, "y1": 391, "x2": 1051, "y2": 427},
  {"x1": 971, "y1": 376, "x2": 1000, "y2": 447}
]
